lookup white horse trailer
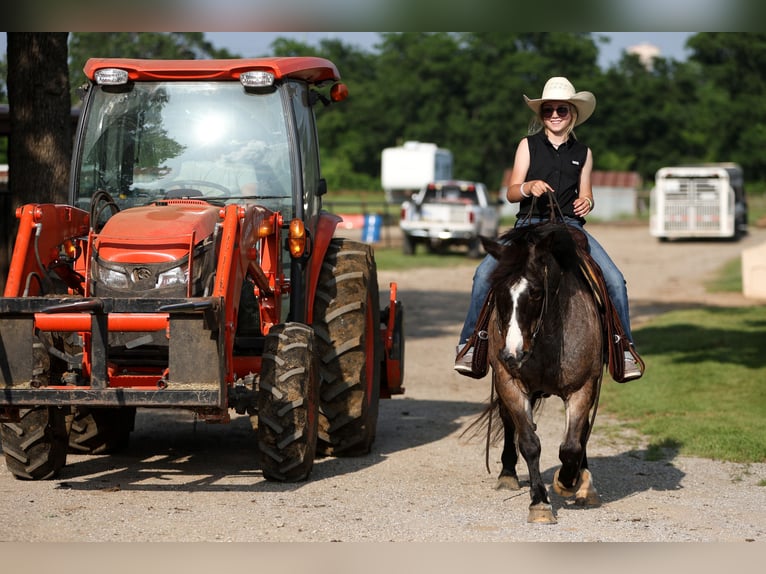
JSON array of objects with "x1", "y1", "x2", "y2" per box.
[{"x1": 650, "y1": 163, "x2": 748, "y2": 240}]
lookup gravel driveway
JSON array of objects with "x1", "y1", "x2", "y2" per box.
[{"x1": 0, "y1": 223, "x2": 764, "y2": 546}]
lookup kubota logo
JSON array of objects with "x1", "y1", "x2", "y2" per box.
[{"x1": 131, "y1": 267, "x2": 152, "y2": 282}]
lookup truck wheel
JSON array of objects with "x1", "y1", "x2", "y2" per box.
[
  {"x1": 258, "y1": 323, "x2": 319, "y2": 482},
  {"x1": 0, "y1": 406, "x2": 69, "y2": 480},
  {"x1": 68, "y1": 407, "x2": 136, "y2": 454},
  {"x1": 467, "y1": 237, "x2": 482, "y2": 258},
  {"x1": 313, "y1": 239, "x2": 382, "y2": 457},
  {"x1": 402, "y1": 233, "x2": 417, "y2": 255}
]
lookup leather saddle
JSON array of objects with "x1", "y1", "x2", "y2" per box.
[{"x1": 566, "y1": 225, "x2": 645, "y2": 383}]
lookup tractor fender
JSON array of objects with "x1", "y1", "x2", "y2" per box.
[{"x1": 305, "y1": 212, "x2": 342, "y2": 324}]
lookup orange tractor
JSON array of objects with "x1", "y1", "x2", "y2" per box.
[{"x1": 0, "y1": 57, "x2": 404, "y2": 482}]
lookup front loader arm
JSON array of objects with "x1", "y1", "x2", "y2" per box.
[
  {"x1": 212, "y1": 204, "x2": 283, "y2": 379},
  {"x1": 4, "y1": 204, "x2": 90, "y2": 297}
]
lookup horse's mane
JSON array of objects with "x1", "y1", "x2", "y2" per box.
[{"x1": 489, "y1": 222, "x2": 584, "y2": 290}]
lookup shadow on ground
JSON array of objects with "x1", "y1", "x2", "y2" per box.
[{"x1": 40, "y1": 396, "x2": 482, "y2": 492}]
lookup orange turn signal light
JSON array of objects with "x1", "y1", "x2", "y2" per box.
[
  {"x1": 288, "y1": 219, "x2": 307, "y2": 258},
  {"x1": 257, "y1": 219, "x2": 275, "y2": 238},
  {"x1": 63, "y1": 239, "x2": 78, "y2": 259}
]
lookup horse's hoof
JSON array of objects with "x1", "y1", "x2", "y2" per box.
[
  {"x1": 527, "y1": 504, "x2": 557, "y2": 524},
  {"x1": 574, "y1": 470, "x2": 602, "y2": 507},
  {"x1": 552, "y1": 468, "x2": 577, "y2": 498},
  {"x1": 575, "y1": 491, "x2": 602, "y2": 507},
  {"x1": 495, "y1": 475, "x2": 520, "y2": 491}
]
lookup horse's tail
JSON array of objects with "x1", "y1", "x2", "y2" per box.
[
  {"x1": 460, "y1": 391, "x2": 548, "y2": 474},
  {"x1": 459, "y1": 396, "x2": 503, "y2": 446}
]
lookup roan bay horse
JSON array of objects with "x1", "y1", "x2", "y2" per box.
[{"x1": 478, "y1": 222, "x2": 605, "y2": 524}]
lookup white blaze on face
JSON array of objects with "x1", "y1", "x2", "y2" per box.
[{"x1": 504, "y1": 277, "x2": 528, "y2": 357}]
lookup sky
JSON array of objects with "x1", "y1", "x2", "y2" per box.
[{"x1": 0, "y1": 32, "x2": 694, "y2": 69}]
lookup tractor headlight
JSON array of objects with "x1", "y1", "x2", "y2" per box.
[
  {"x1": 95, "y1": 264, "x2": 130, "y2": 289},
  {"x1": 156, "y1": 266, "x2": 188, "y2": 289}
]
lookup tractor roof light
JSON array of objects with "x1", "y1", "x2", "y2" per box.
[
  {"x1": 288, "y1": 219, "x2": 307, "y2": 258},
  {"x1": 240, "y1": 71, "x2": 275, "y2": 88},
  {"x1": 94, "y1": 68, "x2": 129, "y2": 86}
]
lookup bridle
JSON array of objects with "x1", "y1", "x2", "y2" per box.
[{"x1": 495, "y1": 262, "x2": 556, "y2": 369}]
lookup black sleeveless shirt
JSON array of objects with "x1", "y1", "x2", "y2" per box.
[{"x1": 516, "y1": 131, "x2": 589, "y2": 223}]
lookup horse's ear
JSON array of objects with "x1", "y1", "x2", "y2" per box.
[{"x1": 480, "y1": 235, "x2": 505, "y2": 260}]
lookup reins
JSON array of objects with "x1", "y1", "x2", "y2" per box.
[
  {"x1": 529, "y1": 266, "x2": 549, "y2": 345},
  {"x1": 517, "y1": 189, "x2": 567, "y2": 227}
]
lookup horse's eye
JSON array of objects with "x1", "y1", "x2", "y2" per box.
[{"x1": 528, "y1": 289, "x2": 543, "y2": 302}]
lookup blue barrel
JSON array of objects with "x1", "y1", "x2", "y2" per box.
[{"x1": 362, "y1": 214, "x2": 382, "y2": 243}]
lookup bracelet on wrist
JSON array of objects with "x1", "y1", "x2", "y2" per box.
[
  {"x1": 520, "y1": 182, "x2": 531, "y2": 198},
  {"x1": 584, "y1": 197, "x2": 593, "y2": 210}
]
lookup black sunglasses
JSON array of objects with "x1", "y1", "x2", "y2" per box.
[{"x1": 541, "y1": 105, "x2": 570, "y2": 119}]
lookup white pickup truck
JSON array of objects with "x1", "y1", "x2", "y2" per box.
[{"x1": 399, "y1": 180, "x2": 499, "y2": 257}]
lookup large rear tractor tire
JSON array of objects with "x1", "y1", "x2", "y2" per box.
[
  {"x1": 257, "y1": 322, "x2": 320, "y2": 482},
  {"x1": 0, "y1": 406, "x2": 70, "y2": 480},
  {"x1": 313, "y1": 238, "x2": 382, "y2": 457},
  {"x1": 68, "y1": 407, "x2": 136, "y2": 454}
]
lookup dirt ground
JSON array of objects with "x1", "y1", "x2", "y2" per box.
[{"x1": 0, "y1": 223, "x2": 765, "y2": 548}]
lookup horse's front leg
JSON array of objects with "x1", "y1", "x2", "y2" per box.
[
  {"x1": 495, "y1": 401, "x2": 520, "y2": 491},
  {"x1": 498, "y1": 386, "x2": 556, "y2": 524},
  {"x1": 553, "y1": 393, "x2": 602, "y2": 507}
]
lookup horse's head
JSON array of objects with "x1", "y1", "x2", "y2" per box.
[{"x1": 483, "y1": 224, "x2": 578, "y2": 371}]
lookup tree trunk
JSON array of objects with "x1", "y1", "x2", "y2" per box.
[{"x1": 1, "y1": 32, "x2": 70, "y2": 293}]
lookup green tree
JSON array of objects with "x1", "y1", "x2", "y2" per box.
[
  {"x1": 587, "y1": 53, "x2": 686, "y2": 181},
  {"x1": 687, "y1": 32, "x2": 766, "y2": 181},
  {"x1": 2, "y1": 33, "x2": 71, "y2": 291},
  {"x1": 372, "y1": 33, "x2": 469, "y2": 163}
]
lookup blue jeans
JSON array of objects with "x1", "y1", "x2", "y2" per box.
[{"x1": 459, "y1": 217, "x2": 633, "y2": 345}]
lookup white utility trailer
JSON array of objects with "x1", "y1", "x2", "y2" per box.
[{"x1": 650, "y1": 163, "x2": 748, "y2": 240}]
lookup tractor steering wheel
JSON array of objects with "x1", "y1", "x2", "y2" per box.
[{"x1": 165, "y1": 180, "x2": 232, "y2": 198}]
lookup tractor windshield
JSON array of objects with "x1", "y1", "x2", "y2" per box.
[{"x1": 74, "y1": 81, "x2": 293, "y2": 216}]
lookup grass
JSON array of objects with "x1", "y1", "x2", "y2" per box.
[
  {"x1": 706, "y1": 257, "x2": 743, "y2": 293},
  {"x1": 747, "y1": 191, "x2": 766, "y2": 225},
  {"x1": 599, "y1": 305, "x2": 766, "y2": 463},
  {"x1": 373, "y1": 246, "x2": 479, "y2": 271}
]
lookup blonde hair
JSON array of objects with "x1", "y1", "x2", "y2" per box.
[{"x1": 528, "y1": 103, "x2": 578, "y2": 140}]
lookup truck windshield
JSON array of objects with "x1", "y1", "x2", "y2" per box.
[
  {"x1": 74, "y1": 81, "x2": 293, "y2": 214},
  {"x1": 424, "y1": 185, "x2": 479, "y2": 205}
]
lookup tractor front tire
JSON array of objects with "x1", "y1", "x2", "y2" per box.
[
  {"x1": 257, "y1": 322, "x2": 319, "y2": 482},
  {"x1": 0, "y1": 406, "x2": 69, "y2": 480},
  {"x1": 313, "y1": 238, "x2": 382, "y2": 457},
  {"x1": 68, "y1": 407, "x2": 136, "y2": 454}
]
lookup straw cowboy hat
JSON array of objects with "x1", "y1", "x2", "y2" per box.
[{"x1": 524, "y1": 77, "x2": 596, "y2": 126}]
